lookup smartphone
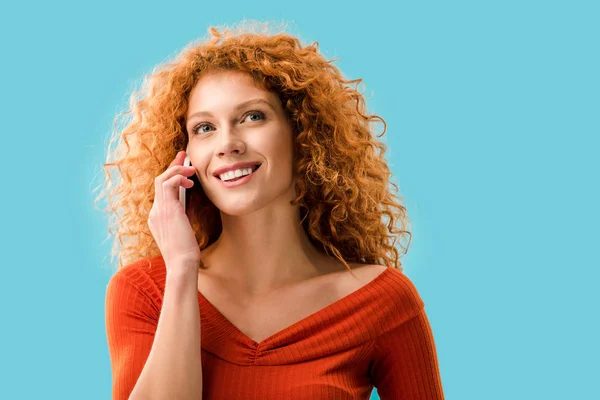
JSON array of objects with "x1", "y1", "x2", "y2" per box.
[{"x1": 179, "y1": 145, "x2": 191, "y2": 213}]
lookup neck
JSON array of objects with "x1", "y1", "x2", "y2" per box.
[{"x1": 200, "y1": 205, "x2": 339, "y2": 297}]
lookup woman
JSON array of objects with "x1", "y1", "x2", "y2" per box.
[{"x1": 99, "y1": 22, "x2": 444, "y2": 399}]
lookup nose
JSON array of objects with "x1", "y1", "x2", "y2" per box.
[{"x1": 215, "y1": 126, "x2": 246, "y2": 157}]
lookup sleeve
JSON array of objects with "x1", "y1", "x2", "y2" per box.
[
  {"x1": 370, "y1": 308, "x2": 445, "y2": 399},
  {"x1": 105, "y1": 270, "x2": 159, "y2": 400}
]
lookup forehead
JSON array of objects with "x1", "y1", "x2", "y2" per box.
[{"x1": 188, "y1": 70, "x2": 272, "y2": 104}]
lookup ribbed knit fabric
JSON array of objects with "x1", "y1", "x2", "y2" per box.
[{"x1": 105, "y1": 256, "x2": 444, "y2": 399}]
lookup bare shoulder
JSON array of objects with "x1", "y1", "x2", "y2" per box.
[
  {"x1": 348, "y1": 263, "x2": 389, "y2": 282},
  {"x1": 327, "y1": 262, "x2": 389, "y2": 296}
]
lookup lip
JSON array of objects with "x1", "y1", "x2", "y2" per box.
[
  {"x1": 215, "y1": 164, "x2": 262, "y2": 188},
  {"x1": 212, "y1": 161, "x2": 262, "y2": 177}
]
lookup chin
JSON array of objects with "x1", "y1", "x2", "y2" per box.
[{"x1": 216, "y1": 199, "x2": 263, "y2": 217}]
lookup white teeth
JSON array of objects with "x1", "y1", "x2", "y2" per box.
[{"x1": 219, "y1": 167, "x2": 253, "y2": 182}]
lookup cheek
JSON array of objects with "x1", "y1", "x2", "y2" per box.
[
  {"x1": 259, "y1": 130, "x2": 294, "y2": 162},
  {"x1": 192, "y1": 157, "x2": 212, "y2": 184}
]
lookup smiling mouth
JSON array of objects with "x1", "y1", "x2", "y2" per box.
[{"x1": 217, "y1": 164, "x2": 262, "y2": 181}]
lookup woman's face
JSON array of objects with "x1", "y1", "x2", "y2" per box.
[{"x1": 185, "y1": 70, "x2": 296, "y2": 215}]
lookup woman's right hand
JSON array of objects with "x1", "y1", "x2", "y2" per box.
[{"x1": 147, "y1": 150, "x2": 202, "y2": 273}]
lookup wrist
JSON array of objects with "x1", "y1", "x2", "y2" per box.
[{"x1": 166, "y1": 259, "x2": 200, "y2": 278}]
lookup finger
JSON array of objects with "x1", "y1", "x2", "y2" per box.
[
  {"x1": 158, "y1": 165, "x2": 195, "y2": 190},
  {"x1": 158, "y1": 153, "x2": 183, "y2": 209},
  {"x1": 158, "y1": 154, "x2": 190, "y2": 206},
  {"x1": 164, "y1": 173, "x2": 192, "y2": 206},
  {"x1": 154, "y1": 173, "x2": 163, "y2": 212},
  {"x1": 169, "y1": 150, "x2": 186, "y2": 167}
]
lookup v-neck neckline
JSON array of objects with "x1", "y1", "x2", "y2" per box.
[{"x1": 196, "y1": 266, "x2": 392, "y2": 348}]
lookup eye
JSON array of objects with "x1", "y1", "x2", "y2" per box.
[
  {"x1": 190, "y1": 110, "x2": 265, "y2": 135},
  {"x1": 243, "y1": 110, "x2": 265, "y2": 123},
  {"x1": 191, "y1": 123, "x2": 213, "y2": 135}
]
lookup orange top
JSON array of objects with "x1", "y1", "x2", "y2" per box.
[{"x1": 105, "y1": 256, "x2": 444, "y2": 399}]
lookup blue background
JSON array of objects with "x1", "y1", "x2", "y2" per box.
[{"x1": 1, "y1": 1, "x2": 598, "y2": 399}]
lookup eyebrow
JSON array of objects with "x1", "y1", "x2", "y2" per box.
[{"x1": 186, "y1": 98, "x2": 276, "y2": 122}]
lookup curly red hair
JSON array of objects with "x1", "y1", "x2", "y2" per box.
[{"x1": 93, "y1": 21, "x2": 412, "y2": 272}]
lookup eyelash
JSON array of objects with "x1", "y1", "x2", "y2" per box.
[{"x1": 191, "y1": 110, "x2": 266, "y2": 135}]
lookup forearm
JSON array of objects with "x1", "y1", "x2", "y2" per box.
[{"x1": 129, "y1": 263, "x2": 202, "y2": 399}]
